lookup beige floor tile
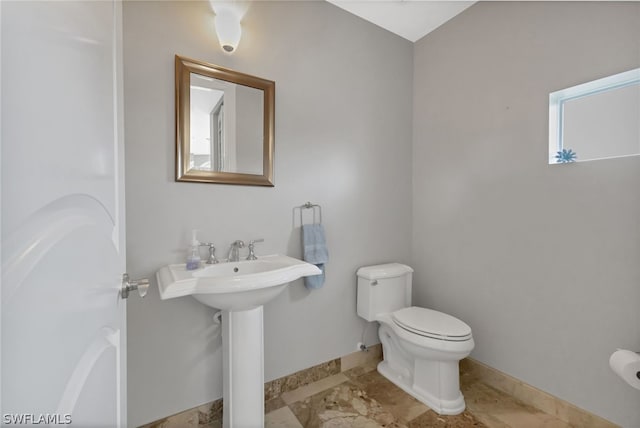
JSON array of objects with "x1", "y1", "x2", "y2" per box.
[
  {"x1": 349, "y1": 370, "x2": 429, "y2": 423},
  {"x1": 281, "y1": 373, "x2": 349, "y2": 405},
  {"x1": 265, "y1": 406, "x2": 304, "y2": 428},
  {"x1": 265, "y1": 395, "x2": 287, "y2": 413},
  {"x1": 469, "y1": 412, "x2": 511, "y2": 428},
  {"x1": 288, "y1": 382, "x2": 401, "y2": 428},
  {"x1": 494, "y1": 412, "x2": 572, "y2": 428},
  {"x1": 408, "y1": 409, "x2": 487, "y2": 427}
]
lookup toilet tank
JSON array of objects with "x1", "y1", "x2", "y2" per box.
[{"x1": 356, "y1": 263, "x2": 414, "y2": 321}]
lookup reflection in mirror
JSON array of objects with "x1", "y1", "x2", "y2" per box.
[
  {"x1": 549, "y1": 68, "x2": 640, "y2": 164},
  {"x1": 190, "y1": 74, "x2": 226, "y2": 171},
  {"x1": 176, "y1": 55, "x2": 275, "y2": 185}
]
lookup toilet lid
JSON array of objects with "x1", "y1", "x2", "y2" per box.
[{"x1": 392, "y1": 307, "x2": 472, "y2": 341}]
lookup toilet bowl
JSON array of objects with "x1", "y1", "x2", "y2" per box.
[
  {"x1": 356, "y1": 263, "x2": 474, "y2": 415},
  {"x1": 376, "y1": 308, "x2": 474, "y2": 414}
]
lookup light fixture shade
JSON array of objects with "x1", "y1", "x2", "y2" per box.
[{"x1": 214, "y1": 10, "x2": 241, "y2": 53}]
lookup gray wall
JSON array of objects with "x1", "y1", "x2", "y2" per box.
[
  {"x1": 123, "y1": 2, "x2": 413, "y2": 426},
  {"x1": 412, "y1": 2, "x2": 640, "y2": 426}
]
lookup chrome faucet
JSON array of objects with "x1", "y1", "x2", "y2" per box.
[{"x1": 227, "y1": 240, "x2": 245, "y2": 262}]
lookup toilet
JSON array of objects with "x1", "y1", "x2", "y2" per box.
[{"x1": 356, "y1": 263, "x2": 474, "y2": 415}]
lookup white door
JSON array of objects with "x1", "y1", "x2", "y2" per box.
[{"x1": 1, "y1": 1, "x2": 127, "y2": 426}]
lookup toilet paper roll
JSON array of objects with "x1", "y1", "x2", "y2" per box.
[{"x1": 609, "y1": 349, "x2": 640, "y2": 390}]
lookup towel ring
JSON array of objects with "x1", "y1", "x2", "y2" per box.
[{"x1": 293, "y1": 202, "x2": 322, "y2": 227}]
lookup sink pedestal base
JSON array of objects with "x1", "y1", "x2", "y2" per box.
[{"x1": 222, "y1": 306, "x2": 264, "y2": 427}]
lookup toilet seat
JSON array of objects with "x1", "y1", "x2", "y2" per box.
[{"x1": 392, "y1": 307, "x2": 472, "y2": 342}]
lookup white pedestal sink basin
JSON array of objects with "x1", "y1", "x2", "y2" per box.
[
  {"x1": 156, "y1": 255, "x2": 320, "y2": 427},
  {"x1": 157, "y1": 254, "x2": 320, "y2": 311}
]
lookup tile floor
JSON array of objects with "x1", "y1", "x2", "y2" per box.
[{"x1": 249, "y1": 361, "x2": 572, "y2": 428}]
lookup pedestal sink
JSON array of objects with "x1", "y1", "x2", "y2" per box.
[{"x1": 156, "y1": 255, "x2": 321, "y2": 427}]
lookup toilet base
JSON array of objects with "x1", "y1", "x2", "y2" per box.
[{"x1": 377, "y1": 360, "x2": 466, "y2": 415}]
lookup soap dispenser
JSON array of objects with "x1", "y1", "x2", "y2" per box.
[{"x1": 186, "y1": 229, "x2": 201, "y2": 270}]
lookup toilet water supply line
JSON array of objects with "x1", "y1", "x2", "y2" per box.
[{"x1": 360, "y1": 322, "x2": 374, "y2": 352}]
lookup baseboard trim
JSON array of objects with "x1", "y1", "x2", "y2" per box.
[{"x1": 461, "y1": 358, "x2": 618, "y2": 428}]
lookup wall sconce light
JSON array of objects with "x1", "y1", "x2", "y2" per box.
[{"x1": 213, "y1": 8, "x2": 242, "y2": 53}]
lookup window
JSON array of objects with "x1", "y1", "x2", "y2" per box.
[{"x1": 549, "y1": 68, "x2": 640, "y2": 163}]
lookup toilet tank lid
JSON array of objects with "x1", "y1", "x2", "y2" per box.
[{"x1": 357, "y1": 263, "x2": 413, "y2": 280}]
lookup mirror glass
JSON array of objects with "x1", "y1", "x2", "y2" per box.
[
  {"x1": 176, "y1": 55, "x2": 275, "y2": 185},
  {"x1": 549, "y1": 68, "x2": 640, "y2": 163}
]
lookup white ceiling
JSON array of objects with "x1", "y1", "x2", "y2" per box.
[{"x1": 326, "y1": 0, "x2": 476, "y2": 42}]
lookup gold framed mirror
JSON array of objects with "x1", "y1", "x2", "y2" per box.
[{"x1": 175, "y1": 55, "x2": 275, "y2": 186}]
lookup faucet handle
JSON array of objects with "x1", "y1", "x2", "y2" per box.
[
  {"x1": 246, "y1": 239, "x2": 264, "y2": 260},
  {"x1": 199, "y1": 242, "x2": 219, "y2": 264}
]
